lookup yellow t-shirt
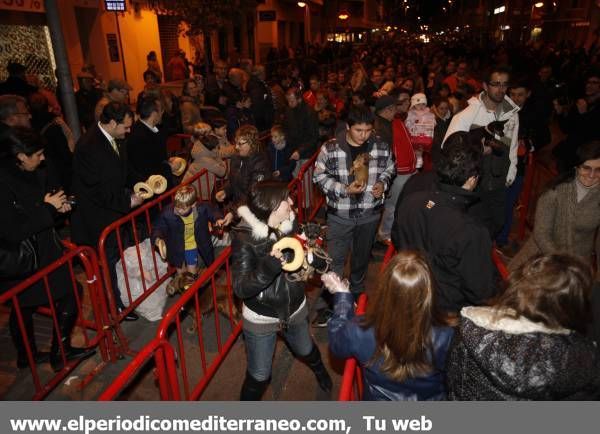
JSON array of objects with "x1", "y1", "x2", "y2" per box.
[{"x1": 180, "y1": 213, "x2": 197, "y2": 251}]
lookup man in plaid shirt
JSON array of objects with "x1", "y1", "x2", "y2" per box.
[{"x1": 312, "y1": 106, "x2": 395, "y2": 326}]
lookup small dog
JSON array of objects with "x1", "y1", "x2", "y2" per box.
[{"x1": 349, "y1": 153, "x2": 370, "y2": 186}]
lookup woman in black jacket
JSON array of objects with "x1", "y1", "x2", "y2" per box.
[
  {"x1": 0, "y1": 128, "x2": 95, "y2": 371},
  {"x1": 215, "y1": 125, "x2": 270, "y2": 223},
  {"x1": 231, "y1": 181, "x2": 332, "y2": 400}
]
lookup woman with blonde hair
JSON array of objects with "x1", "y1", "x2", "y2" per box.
[{"x1": 323, "y1": 251, "x2": 455, "y2": 400}]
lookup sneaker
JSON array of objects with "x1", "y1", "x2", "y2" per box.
[{"x1": 312, "y1": 309, "x2": 333, "y2": 328}]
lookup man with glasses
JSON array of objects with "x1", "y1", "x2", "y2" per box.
[
  {"x1": 554, "y1": 74, "x2": 600, "y2": 172},
  {"x1": 443, "y1": 66, "x2": 520, "y2": 238}
]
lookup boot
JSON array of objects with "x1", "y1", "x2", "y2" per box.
[
  {"x1": 50, "y1": 309, "x2": 96, "y2": 372},
  {"x1": 301, "y1": 345, "x2": 332, "y2": 393},
  {"x1": 239, "y1": 372, "x2": 270, "y2": 401},
  {"x1": 9, "y1": 308, "x2": 49, "y2": 369}
]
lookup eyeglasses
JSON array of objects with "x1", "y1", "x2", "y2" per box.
[
  {"x1": 578, "y1": 164, "x2": 600, "y2": 176},
  {"x1": 488, "y1": 82, "x2": 509, "y2": 88}
]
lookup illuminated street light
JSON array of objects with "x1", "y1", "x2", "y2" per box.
[
  {"x1": 338, "y1": 11, "x2": 349, "y2": 20},
  {"x1": 297, "y1": 1, "x2": 306, "y2": 7},
  {"x1": 534, "y1": 2, "x2": 544, "y2": 7}
]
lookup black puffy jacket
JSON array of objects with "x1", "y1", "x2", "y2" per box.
[
  {"x1": 223, "y1": 152, "x2": 270, "y2": 210},
  {"x1": 447, "y1": 306, "x2": 600, "y2": 400},
  {"x1": 231, "y1": 206, "x2": 305, "y2": 323}
]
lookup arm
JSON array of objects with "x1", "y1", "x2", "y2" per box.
[
  {"x1": 0, "y1": 187, "x2": 56, "y2": 244},
  {"x1": 327, "y1": 292, "x2": 360, "y2": 359},
  {"x1": 376, "y1": 146, "x2": 396, "y2": 192},
  {"x1": 312, "y1": 145, "x2": 348, "y2": 200},
  {"x1": 532, "y1": 189, "x2": 559, "y2": 253},
  {"x1": 231, "y1": 235, "x2": 283, "y2": 299}
]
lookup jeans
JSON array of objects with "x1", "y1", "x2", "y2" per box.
[
  {"x1": 378, "y1": 173, "x2": 412, "y2": 240},
  {"x1": 496, "y1": 175, "x2": 524, "y2": 246},
  {"x1": 243, "y1": 318, "x2": 314, "y2": 381}
]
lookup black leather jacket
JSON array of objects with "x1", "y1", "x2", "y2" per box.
[{"x1": 231, "y1": 206, "x2": 305, "y2": 324}]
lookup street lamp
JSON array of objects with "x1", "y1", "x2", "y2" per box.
[
  {"x1": 529, "y1": 2, "x2": 544, "y2": 40},
  {"x1": 338, "y1": 12, "x2": 349, "y2": 21},
  {"x1": 298, "y1": 2, "x2": 310, "y2": 53}
]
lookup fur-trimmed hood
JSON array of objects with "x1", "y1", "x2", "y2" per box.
[
  {"x1": 236, "y1": 205, "x2": 295, "y2": 240},
  {"x1": 460, "y1": 306, "x2": 571, "y2": 335}
]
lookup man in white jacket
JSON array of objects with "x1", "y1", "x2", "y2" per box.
[{"x1": 443, "y1": 66, "x2": 519, "y2": 237}]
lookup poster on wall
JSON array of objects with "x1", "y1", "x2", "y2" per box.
[
  {"x1": 104, "y1": 0, "x2": 126, "y2": 11},
  {"x1": 106, "y1": 33, "x2": 120, "y2": 62}
]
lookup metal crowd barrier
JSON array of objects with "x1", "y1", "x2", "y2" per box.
[
  {"x1": 97, "y1": 168, "x2": 215, "y2": 357},
  {"x1": 98, "y1": 247, "x2": 241, "y2": 400},
  {"x1": 288, "y1": 151, "x2": 325, "y2": 224},
  {"x1": 337, "y1": 244, "x2": 510, "y2": 401},
  {"x1": 0, "y1": 246, "x2": 110, "y2": 400}
]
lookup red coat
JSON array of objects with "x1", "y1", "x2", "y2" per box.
[{"x1": 392, "y1": 119, "x2": 417, "y2": 175}]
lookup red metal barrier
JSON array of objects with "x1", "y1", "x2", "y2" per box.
[
  {"x1": 338, "y1": 293, "x2": 367, "y2": 401},
  {"x1": 288, "y1": 151, "x2": 325, "y2": 224},
  {"x1": 0, "y1": 246, "x2": 110, "y2": 400},
  {"x1": 97, "y1": 168, "x2": 214, "y2": 357},
  {"x1": 98, "y1": 246, "x2": 242, "y2": 400}
]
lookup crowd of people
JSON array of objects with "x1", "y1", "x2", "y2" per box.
[{"x1": 0, "y1": 34, "x2": 599, "y2": 400}]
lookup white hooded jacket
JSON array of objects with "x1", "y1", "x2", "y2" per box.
[{"x1": 442, "y1": 92, "x2": 520, "y2": 185}]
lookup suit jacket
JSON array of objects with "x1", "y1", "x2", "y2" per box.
[
  {"x1": 71, "y1": 124, "x2": 133, "y2": 247},
  {"x1": 126, "y1": 120, "x2": 169, "y2": 183}
]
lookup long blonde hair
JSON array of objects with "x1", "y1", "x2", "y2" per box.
[{"x1": 362, "y1": 251, "x2": 452, "y2": 382}]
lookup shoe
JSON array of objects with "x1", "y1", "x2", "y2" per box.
[
  {"x1": 312, "y1": 309, "x2": 333, "y2": 328},
  {"x1": 302, "y1": 345, "x2": 332, "y2": 393},
  {"x1": 50, "y1": 345, "x2": 96, "y2": 372},
  {"x1": 122, "y1": 310, "x2": 139, "y2": 321}
]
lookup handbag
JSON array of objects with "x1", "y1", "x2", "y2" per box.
[{"x1": 0, "y1": 181, "x2": 39, "y2": 279}]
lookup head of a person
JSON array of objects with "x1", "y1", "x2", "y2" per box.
[
  {"x1": 270, "y1": 124, "x2": 285, "y2": 147},
  {"x1": 139, "y1": 96, "x2": 163, "y2": 125},
  {"x1": 584, "y1": 74, "x2": 600, "y2": 98},
  {"x1": 315, "y1": 90, "x2": 329, "y2": 107},
  {"x1": 401, "y1": 78, "x2": 415, "y2": 94},
  {"x1": 309, "y1": 75, "x2": 320, "y2": 92},
  {"x1": 77, "y1": 72, "x2": 95, "y2": 91},
  {"x1": 395, "y1": 90, "x2": 411, "y2": 115},
  {"x1": 575, "y1": 140, "x2": 600, "y2": 188},
  {"x1": 456, "y1": 62, "x2": 468, "y2": 78},
  {"x1": 173, "y1": 185, "x2": 197, "y2": 217},
  {"x1": 483, "y1": 67, "x2": 511, "y2": 104},
  {"x1": 538, "y1": 65, "x2": 552, "y2": 82},
  {"x1": 209, "y1": 117, "x2": 227, "y2": 138},
  {"x1": 214, "y1": 60, "x2": 229, "y2": 80},
  {"x1": 99, "y1": 102, "x2": 134, "y2": 140},
  {"x1": 406, "y1": 62, "x2": 417, "y2": 75},
  {"x1": 0, "y1": 126, "x2": 45, "y2": 171},
  {"x1": 361, "y1": 251, "x2": 442, "y2": 382},
  {"x1": 182, "y1": 79, "x2": 200, "y2": 98},
  {"x1": 433, "y1": 97, "x2": 451, "y2": 118},
  {"x1": 410, "y1": 93, "x2": 428, "y2": 111},
  {"x1": 0, "y1": 94, "x2": 31, "y2": 128},
  {"x1": 346, "y1": 106, "x2": 375, "y2": 146},
  {"x1": 351, "y1": 91, "x2": 366, "y2": 107},
  {"x1": 375, "y1": 95, "x2": 397, "y2": 121},
  {"x1": 384, "y1": 66, "x2": 395, "y2": 82},
  {"x1": 147, "y1": 51, "x2": 157, "y2": 62},
  {"x1": 228, "y1": 68, "x2": 245, "y2": 89},
  {"x1": 252, "y1": 64, "x2": 266, "y2": 81},
  {"x1": 495, "y1": 253, "x2": 593, "y2": 335},
  {"x1": 191, "y1": 121, "x2": 212, "y2": 142},
  {"x1": 327, "y1": 71, "x2": 338, "y2": 86},
  {"x1": 371, "y1": 68, "x2": 383, "y2": 85},
  {"x1": 234, "y1": 124, "x2": 260, "y2": 157},
  {"x1": 247, "y1": 181, "x2": 293, "y2": 228},
  {"x1": 438, "y1": 83, "x2": 451, "y2": 98},
  {"x1": 7, "y1": 62, "x2": 26, "y2": 79},
  {"x1": 508, "y1": 80, "x2": 531, "y2": 108},
  {"x1": 143, "y1": 70, "x2": 159, "y2": 86},
  {"x1": 28, "y1": 92, "x2": 49, "y2": 117},
  {"x1": 107, "y1": 79, "x2": 131, "y2": 103},
  {"x1": 437, "y1": 132, "x2": 482, "y2": 189},
  {"x1": 285, "y1": 87, "x2": 302, "y2": 109},
  {"x1": 445, "y1": 60, "x2": 457, "y2": 75}
]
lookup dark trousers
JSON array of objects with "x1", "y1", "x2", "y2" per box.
[
  {"x1": 470, "y1": 188, "x2": 507, "y2": 239},
  {"x1": 496, "y1": 175, "x2": 525, "y2": 246}
]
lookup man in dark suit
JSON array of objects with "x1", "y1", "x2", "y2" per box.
[
  {"x1": 126, "y1": 96, "x2": 170, "y2": 185},
  {"x1": 71, "y1": 102, "x2": 142, "y2": 320}
]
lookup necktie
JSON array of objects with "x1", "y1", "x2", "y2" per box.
[{"x1": 110, "y1": 138, "x2": 119, "y2": 156}]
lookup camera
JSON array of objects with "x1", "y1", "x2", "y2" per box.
[{"x1": 66, "y1": 195, "x2": 77, "y2": 206}]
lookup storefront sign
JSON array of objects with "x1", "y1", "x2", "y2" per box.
[
  {"x1": 106, "y1": 33, "x2": 120, "y2": 62},
  {"x1": 104, "y1": 0, "x2": 126, "y2": 11},
  {"x1": 0, "y1": 0, "x2": 45, "y2": 13}
]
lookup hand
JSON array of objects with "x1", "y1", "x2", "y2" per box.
[
  {"x1": 44, "y1": 190, "x2": 66, "y2": 210},
  {"x1": 345, "y1": 180, "x2": 366, "y2": 195},
  {"x1": 321, "y1": 272, "x2": 350, "y2": 294},
  {"x1": 272, "y1": 170, "x2": 281, "y2": 178},
  {"x1": 553, "y1": 99, "x2": 565, "y2": 115},
  {"x1": 483, "y1": 144, "x2": 493, "y2": 155},
  {"x1": 218, "y1": 95, "x2": 227, "y2": 106},
  {"x1": 576, "y1": 98, "x2": 588, "y2": 114},
  {"x1": 371, "y1": 181, "x2": 384, "y2": 199},
  {"x1": 270, "y1": 246, "x2": 285, "y2": 264},
  {"x1": 506, "y1": 177, "x2": 515, "y2": 187},
  {"x1": 215, "y1": 190, "x2": 226, "y2": 202},
  {"x1": 130, "y1": 193, "x2": 143, "y2": 208},
  {"x1": 290, "y1": 151, "x2": 300, "y2": 161},
  {"x1": 57, "y1": 203, "x2": 72, "y2": 214},
  {"x1": 216, "y1": 212, "x2": 234, "y2": 227}
]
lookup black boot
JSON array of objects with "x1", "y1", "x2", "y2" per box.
[
  {"x1": 239, "y1": 372, "x2": 270, "y2": 401},
  {"x1": 9, "y1": 307, "x2": 49, "y2": 369},
  {"x1": 50, "y1": 308, "x2": 96, "y2": 372},
  {"x1": 302, "y1": 345, "x2": 332, "y2": 393}
]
